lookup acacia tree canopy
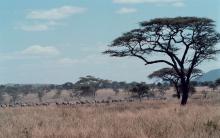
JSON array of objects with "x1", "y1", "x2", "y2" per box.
[
  {"x1": 103, "y1": 17, "x2": 220, "y2": 105},
  {"x1": 129, "y1": 83, "x2": 151, "y2": 101},
  {"x1": 148, "y1": 68, "x2": 202, "y2": 83},
  {"x1": 74, "y1": 76, "x2": 100, "y2": 97}
]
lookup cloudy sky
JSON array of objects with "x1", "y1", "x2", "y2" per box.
[{"x1": 0, "y1": 0, "x2": 220, "y2": 84}]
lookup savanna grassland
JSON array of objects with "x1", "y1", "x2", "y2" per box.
[{"x1": 1, "y1": 99, "x2": 220, "y2": 138}]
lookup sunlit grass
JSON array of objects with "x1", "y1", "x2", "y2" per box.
[{"x1": 0, "y1": 100, "x2": 220, "y2": 138}]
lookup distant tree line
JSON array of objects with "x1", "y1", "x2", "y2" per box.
[
  {"x1": 0, "y1": 76, "x2": 160, "y2": 104},
  {"x1": 0, "y1": 75, "x2": 220, "y2": 104}
]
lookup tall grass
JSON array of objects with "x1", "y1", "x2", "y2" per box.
[{"x1": 0, "y1": 101, "x2": 220, "y2": 138}]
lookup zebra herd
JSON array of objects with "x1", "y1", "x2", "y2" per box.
[{"x1": 0, "y1": 97, "x2": 166, "y2": 109}]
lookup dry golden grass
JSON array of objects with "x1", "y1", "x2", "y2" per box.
[{"x1": 0, "y1": 100, "x2": 220, "y2": 138}]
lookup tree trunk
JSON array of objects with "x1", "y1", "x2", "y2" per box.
[
  {"x1": 180, "y1": 82, "x2": 189, "y2": 105},
  {"x1": 174, "y1": 83, "x2": 180, "y2": 99},
  {"x1": 139, "y1": 94, "x2": 142, "y2": 102},
  {"x1": 181, "y1": 92, "x2": 188, "y2": 105},
  {"x1": 93, "y1": 90, "x2": 96, "y2": 101}
]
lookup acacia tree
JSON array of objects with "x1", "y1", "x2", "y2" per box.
[
  {"x1": 215, "y1": 78, "x2": 220, "y2": 91},
  {"x1": 148, "y1": 68, "x2": 202, "y2": 99},
  {"x1": 215, "y1": 78, "x2": 220, "y2": 86},
  {"x1": 7, "y1": 87, "x2": 20, "y2": 104},
  {"x1": 103, "y1": 17, "x2": 220, "y2": 105},
  {"x1": 129, "y1": 82, "x2": 152, "y2": 101},
  {"x1": 37, "y1": 86, "x2": 50, "y2": 102},
  {"x1": 37, "y1": 91, "x2": 44, "y2": 102},
  {"x1": 74, "y1": 75, "x2": 102, "y2": 100}
]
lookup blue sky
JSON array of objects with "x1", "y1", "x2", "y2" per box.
[{"x1": 0, "y1": 0, "x2": 220, "y2": 84}]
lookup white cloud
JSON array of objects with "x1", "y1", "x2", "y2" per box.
[
  {"x1": 171, "y1": 2, "x2": 185, "y2": 7},
  {"x1": 20, "y1": 24, "x2": 49, "y2": 31},
  {"x1": 116, "y1": 7, "x2": 137, "y2": 14},
  {"x1": 19, "y1": 6, "x2": 86, "y2": 32},
  {"x1": 26, "y1": 6, "x2": 86, "y2": 20},
  {"x1": 57, "y1": 54, "x2": 115, "y2": 66},
  {"x1": 22, "y1": 45, "x2": 60, "y2": 56},
  {"x1": 113, "y1": 0, "x2": 186, "y2": 7},
  {"x1": 113, "y1": 0, "x2": 181, "y2": 4},
  {"x1": 113, "y1": 0, "x2": 147, "y2": 4},
  {"x1": 0, "y1": 45, "x2": 60, "y2": 61},
  {"x1": 20, "y1": 21, "x2": 61, "y2": 32}
]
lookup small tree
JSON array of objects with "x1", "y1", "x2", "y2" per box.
[
  {"x1": 74, "y1": 76, "x2": 102, "y2": 100},
  {"x1": 156, "y1": 83, "x2": 170, "y2": 97},
  {"x1": 149, "y1": 68, "x2": 202, "y2": 99},
  {"x1": 208, "y1": 83, "x2": 217, "y2": 92},
  {"x1": 104, "y1": 17, "x2": 220, "y2": 105},
  {"x1": 6, "y1": 86, "x2": 20, "y2": 104},
  {"x1": 36, "y1": 86, "x2": 49, "y2": 102},
  {"x1": 129, "y1": 83, "x2": 151, "y2": 101},
  {"x1": 55, "y1": 85, "x2": 63, "y2": 96},
  {"x1": 37, "y1": 91, "x2": 45, "y2": 102},
  {"x1": 62, "y1": 82, "x2": 74, "y2": 90},
  {"x1": 53, "y1": 89, "x2": 62, "y2": 99},
  {"x1": 215, "y1": 78, "x2": 220, "y2": 88},
  {"x1": 0, "y1": 92, "x2": 4, "y2": 104},
  {"x1": 111, "y1": 81, "x2": 120, "y2": 94},
  {"x1": 21, "y1": 85, "x2": 34, "y2": 96},
  {"x1": 10, "y1": 93, "x2": 19, "y2": 104},
  {"x1": 0, "y1": 85, "x2": 5, "y2": 104}
]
